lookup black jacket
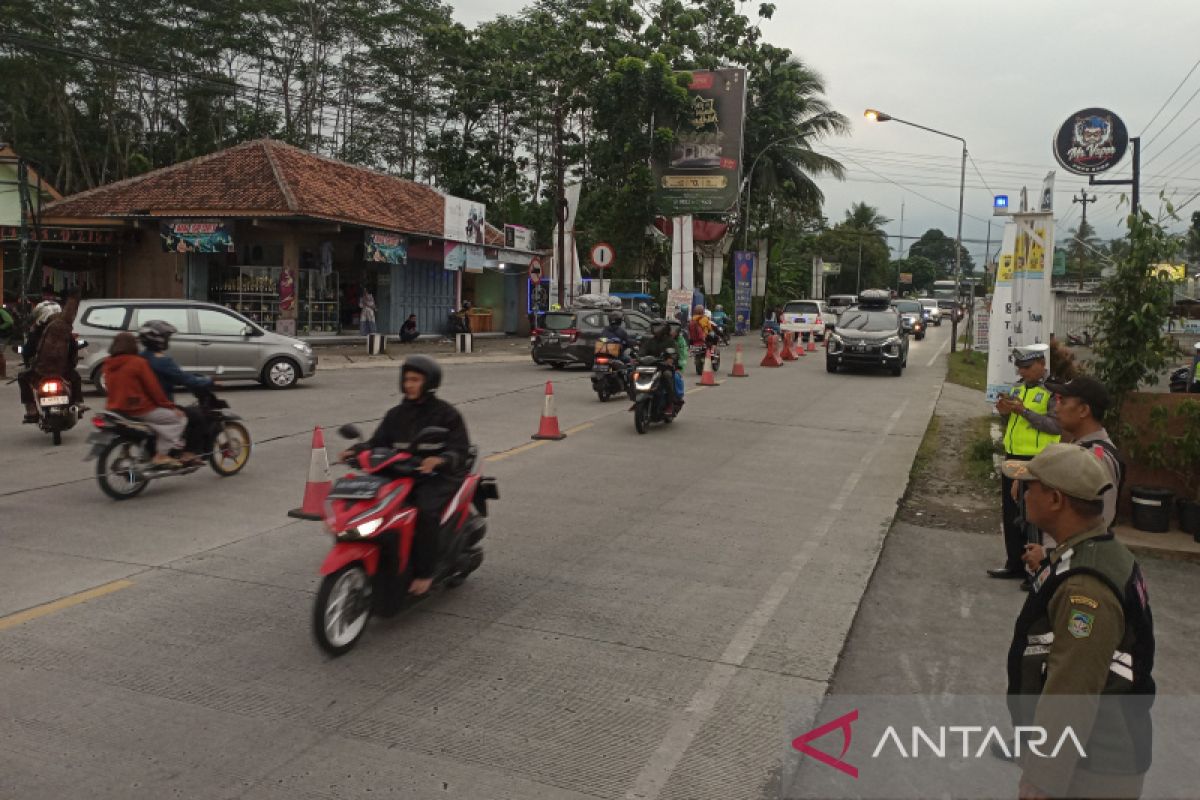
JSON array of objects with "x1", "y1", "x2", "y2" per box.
[
  {"x1": 641, "y1": 333, "x2": 676, "y2": 360},
  {"x1": 368, "y1": 395, "x2": 471, "y2": 474}
]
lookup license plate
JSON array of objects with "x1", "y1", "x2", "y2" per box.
[
  {"x1": 330, "y1": 475, "x2": 388, "y2": 500},
  {"x1": 851, "y1": 345, "x2": 864, "y2": 352},
  {"x1": 39, "y1": 396, "x2": 69, "y2": 406},
  {"x1": 544, "y1": 336, "x2": 558, "y2": 344}
]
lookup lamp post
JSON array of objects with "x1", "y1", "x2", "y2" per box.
[{"x1": 864, "y1": 109, "x2": 967, "y2": 353}]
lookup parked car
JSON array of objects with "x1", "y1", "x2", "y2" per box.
[
  {"x1": 779, "y1": 299, "x2": 829, "y2": 342},
  {"x1": 920, "y1": 299, "x2": 942, "y2": 326},
  {"x1": 76, "y1": 299, "x2": 318, "y2": 392},
  {"x1": 893, "y1": 299, "x2": 927, "y2": 340},
  {"x1": 826, "y1": 289, "x2": 909, "y2": 377},
  {"x1": 530, "y1": 308, "x2": 652, "y2": 368}
]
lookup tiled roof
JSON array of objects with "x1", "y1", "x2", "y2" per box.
[{"x1": 41, "y1": 139, "x2": 445, "y2": 237}]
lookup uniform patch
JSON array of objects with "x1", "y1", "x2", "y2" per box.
[
  {"x1": 1068, "y1": 610, "x2": 1095, "y2": 639},
  {"x1": 1070, "y1": 595, "x2": 1099, "y2": 609},
  {"x1": 1034, "y1": 391, "x2": 1045, "y2": 403}
]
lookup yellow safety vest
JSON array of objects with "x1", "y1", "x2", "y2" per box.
[{"x1": 1004, "y1": 382, "x2": 1060, "y2": 456}]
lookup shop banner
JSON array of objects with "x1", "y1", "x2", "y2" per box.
[
  {"x1": 443, "y1": 242, "x2": 465, "y2": 271},
  {"x1": 444, "y1": 194, "x2": 486, "y2": 244},
  {"x1": 655, "y1": 68, "x2": 747, "y2": 215},
  {"x1": 1011, "y1": 212, "x2": 1054, "y2": 347},
  {"x1": 364, "y1": 230, "x2": 408, "y2": 264},
  {"x1": 504, "y1": 224, "x2": 535, "y2": 251},
  {"x1": 465, "y1": 245, "x2": 486, "y2": 273},
  {"x1": 0, "y1": 226, "x2": 117, "y2": 244},
  {"x1": 159, "y1": 220, "x2": 233, "y2": 253},
  {"x1": 734, "y1": 251, "x2": 754, "y2": 334},
  {"x1": 278, "y1": 268, "x2": 296, "y2": 313},
  {"x1": 985, "y1": 222, "x2": 1018, "y2": 404}
]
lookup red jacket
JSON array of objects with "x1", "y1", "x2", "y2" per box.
[{"x1": 104, "y1": 354, "x2": 174, "y2": 416}]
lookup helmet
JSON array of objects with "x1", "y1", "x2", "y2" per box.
[
  {"x1": 137, "y1": 320, "x2": 178, "y2": 352},
  {"x1": 1012, "y1": 344, "x2": 1048, "y2": 367},
  {"x1": 31, "y1": 301, "x2": 61, "y2": 326},
  {"x1": 692, "y1": 304, "x2": 705, "y2": 315},
  {"x1": 716, "y1": 305, "x2": 724, "y2": 311},
  {"x1": 400, "y1": 354, "x2": 442, "y2": 395},
  {"x1": 607, "y1": 311, "x2": 623, "y2": 326}
]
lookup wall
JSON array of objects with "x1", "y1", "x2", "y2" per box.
[
  {"x1": 388, "y1": 259, "x2": 456, "y2": 335},
  {"x1": 117, "y1": 229, "x2": 186, "y2": 299},
  {"x1": 1116, "y1": 392, "x2": 1200, "y2": 516}
]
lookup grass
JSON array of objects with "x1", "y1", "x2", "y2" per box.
[
  {"x1": 912, "y1": 413, "x2": 942, "y2": 481},
  {"x1": 947, "y1": 350, "x2": 987, "y2": 392},
  {"x1": 964, "y1": 415, "x2": 1000, "y2": 489}
]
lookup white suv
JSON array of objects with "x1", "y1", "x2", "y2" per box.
[
  {"x1": 779, "y1": 299, "x2": 829, "y2": 342},
  {"x1": 920, "y1": 299, "x2": 942, "y2": 326}
]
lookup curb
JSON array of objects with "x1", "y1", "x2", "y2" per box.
[{"x1": 317, "y1": 354, "x2": 535, "y2": 371}]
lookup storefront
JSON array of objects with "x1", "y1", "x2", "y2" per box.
[{"x1": 1, "y1": 225, "x2": 116, "y2": 303}]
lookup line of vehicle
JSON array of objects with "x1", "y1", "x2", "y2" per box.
[{"x1": 0, "y1": 579, "x2": 134, "y2": 632}]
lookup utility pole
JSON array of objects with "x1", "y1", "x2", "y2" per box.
[
  {"x1": 554, "y1": 100, "x2": 566, "y2": 309},
  {"x1": 855, "y1": 232, "x2": 863, "y2": 296},
  {"x1": 1072, "y1": 190, "x2": 1097, "y2": 290}
]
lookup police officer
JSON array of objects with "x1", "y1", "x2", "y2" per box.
[
  {"x1": 989, "y1": 344, "x2": 1061, "y2": 581},
  {"x1": 1003, "y1": 444, "x2": 1154, "y2": 800}
]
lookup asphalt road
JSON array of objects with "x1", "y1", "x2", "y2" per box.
[{"x1": 0, "y1": 328, "x2": 950, "y2": 799}]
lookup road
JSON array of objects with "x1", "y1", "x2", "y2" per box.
[{"x1": 0, "y1": 328, "x2": 949, "y2": 799}]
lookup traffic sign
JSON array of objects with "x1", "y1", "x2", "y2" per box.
[
  {"x1": 590, "y1": 242, "x2": 615, "y2": 269},
  {"x1": 528, "y1": 256, "x2": 543, "y2": 284}
]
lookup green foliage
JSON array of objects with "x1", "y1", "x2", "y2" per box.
[
  {"x1": 892, "y1": 255, "x2": 938, "y2": 292},
  {"x1": 1092, "y1": 209, "x2": 1181, "y2": 417},
  {"x1": 1136, "y1": 400, "x2": 1200, "y2": 502},
  {"x1": 908, "y1": 228, "x2": 974, "y2": 277}
]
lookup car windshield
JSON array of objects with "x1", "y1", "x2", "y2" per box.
[
  {"x1": 839, "y1": 310, "x2": 897, "y2": 332},
  {"x1": 783, "y1": 302, "x2": 819, "y2": 315},
  {"x1": 828, "y1": 297, "x2": 855, "y2": 308},
  {"x1": 541, "y1": 312, "x2": 576, "y2": 331},
  {"x1": 894, "y1": 301, "x2": 922, "y2": 313},
  {"x1": 920, "y1": 300, "x2": 937, "y2": 308}
]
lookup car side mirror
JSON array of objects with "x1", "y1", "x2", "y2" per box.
[
  {"x1": 241, "y1": 324, "x2": 254, "y2": 337},
  {"x1": 338, "y1": 424, "x2": 363, "y2": 440}
]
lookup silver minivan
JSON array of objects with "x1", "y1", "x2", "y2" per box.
[{"x1": 76, "y1": 299, "x2": 318, "y2": 391}]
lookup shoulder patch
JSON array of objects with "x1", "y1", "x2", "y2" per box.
[
  {"x1": 1033, "y1": 391, "x2": 1046, "y2": 404},
  {"x1": 1067, "y1": 610, "x2": 1095, "y2": 639},
  {"x1": 1069, "y1": 595, "x2": 1099, "y2": 609}
]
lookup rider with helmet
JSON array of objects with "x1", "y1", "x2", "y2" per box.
[
  {"x1": 342, "y1": 356, "x2": 470, "y2": 596},
  {"x1": 102, "y1": 332, "x2": 187, "y2": 469},
  {"x1": 19, "y1": 297, "x2": 86, "y2": 422},
  {"x1": 138, "y1": 320, "x2": 215, "y2": 464},
  {"x1": 640, "y1": 318, "x2": 684, "y2": 411},
  {"x1": 599, "y1": 311, "x2": 632, "y2": 361},
  {"x1": 711, "y1": 305, "x2": 730, "y2": 329},
  {"x1": 688, "y1": 304, "x2": 714, "y2": 346},
  {"x1": 17, "y1": 300, "x2": 62, "y2": 421}
]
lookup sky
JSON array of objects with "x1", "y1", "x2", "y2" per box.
[{"x1": 448, "y1": 0, "x2": 1200, "y2": 266}]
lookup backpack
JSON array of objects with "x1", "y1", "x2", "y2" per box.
[{"x1": 1081, "y1": 438, "x2": 1126, "y2": 498}]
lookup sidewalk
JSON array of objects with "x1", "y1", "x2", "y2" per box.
[
  {"x1": 309, "y1": 333, "x2": 535, "y2": 369},
  {"x1": 1115, "y1": 524, "x2": 1200, "y2": 564}
]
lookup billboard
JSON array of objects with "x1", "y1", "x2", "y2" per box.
[
  {"x1": 364, "y1": 230, "x2": 407, "y2": 264},
  {"x1": 504, "y1": 224, "x2": 535, "y2": 251},
  {"x1": 733, "y1": 251, "x2": 754, "y2": 334},
  {"x1": 655, "y1": 68, "x2": 747, "y2": 215},
  {"x1": 443, "y1": 194, "x2": 486, "y2": 244},
  {"x1": 159, "y1": 220, "x2": 233, "y2": 253}
]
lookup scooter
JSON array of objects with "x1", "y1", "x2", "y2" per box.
[
  {"x1": 312, "y1": 424, "x2": 499, "y2": 656},
  {"x1": 591, "y1": 338, "x2": 635, "y2": 402},
  {"x1": 87, "y1": 381, "x2": 251, "y2": 499},
  {"x1": 631, "y1": 353, "x2": 682, "y2": 434},
  {"x1": 691, "y1": 332, "x2": 721, "y2": 375}
]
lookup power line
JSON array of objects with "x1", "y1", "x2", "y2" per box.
[
  {"x1": 967, "y1": 153, "x2": 996, "y2": 197},
  {"x1": 1144, "y1": 81, "x2": 1200, "y2": 150},
  {"x1": 1140, "y1": 55, "x2": 1200, "y2": 137},
  {"x1": 1142, "y1": 112, "x2": 1200, "y2": 168}
]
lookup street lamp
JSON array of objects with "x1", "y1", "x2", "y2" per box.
[{"x1": 864, "y1": 108, "x2": 968, "y2": 353}]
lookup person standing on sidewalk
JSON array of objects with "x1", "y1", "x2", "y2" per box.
[
  {"x1": 1002, "y1": 444, "x2": 1154, "y2": 800},
  {"x1": 989, "y1": 345, "x2": 1061, "y2": 581},
  {"x1": 359, "y1": 289, "x2": 377, "y2": 336}
]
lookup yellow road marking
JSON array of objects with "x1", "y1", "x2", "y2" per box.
[
  {"x1": 0, "y1": 579, "x2": 134, "y2": 632},
  {"x1": 484, "y1": 421, "x2": 595, "y2": 463},
  {"x1": 563, "y1": 422, "x2": 594, "y2": 435}
]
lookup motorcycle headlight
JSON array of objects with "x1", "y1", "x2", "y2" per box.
[{"x1": 344, "y1": 517, "x2": 383, "y2": 539}]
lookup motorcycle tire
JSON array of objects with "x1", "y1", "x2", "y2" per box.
[
  {"x1": 634, "y1": 399, "x2": 651, "y2": 434},
  {"x1": 694, "y1": 357, "x2": 704, "y2": 376},
  {"x1": 96, "y1": 439, "x2": 150, "y2": 500},
  {"x1": 597, "y1": 385, "x2": 611, "y2": 402},
  {"x1": 210, "y1": 421, "x2": 252, "y2": 476},
  {"x1": 313, "y1": 563, "x2": 372, "y2": 657}
]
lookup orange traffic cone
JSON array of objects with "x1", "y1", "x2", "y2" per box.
[
  {"x1": 731, "y1": 344, "x2": 749, "y2": 377},
  {"x1": 781, "y1": 332, "x2": 798, "y2": 361},
  {"x1": 760, "y1": 334, "x2": 784, "y2": 367},
  {"x1": 532, "y1": 381, "x2": 567, "y2": 440},
  {"x1": 806, "y1": 332, "x2": 818, "y2": 352},
  {"x1": 288, "y1": 426, "x2": 332, "y2": 520},
  {"x1": 793, "y1": 332, "x2": 807, "y2": 357},
  {"x1": 697, "y1": 351, "x2": 721, "y2": 386}
]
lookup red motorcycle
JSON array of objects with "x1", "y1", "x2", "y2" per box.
[{"x1": 312, "y1": 424, "x2": 497, "y2": 656}]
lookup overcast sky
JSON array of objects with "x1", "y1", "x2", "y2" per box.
[{"x1": 450, "y1": 0, "x2": 1200, "y2": 265}]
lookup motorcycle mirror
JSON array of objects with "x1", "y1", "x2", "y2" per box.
[{"x1": 338, "y1": 423, "x2": 363, "y2": 440}]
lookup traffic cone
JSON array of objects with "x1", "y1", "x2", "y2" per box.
[
  {"x1": 793, "y1": 332, "x2": 807, "y2": 358},
  {"x1": 760, "y1": 334, "x2": 784, "y2": 367},
  {"x1": 731, "y1": 344, "x2": 749, "y2": 377},
  {"x1": 532, "y1": 381, "x2": 567, "y2": 440},
  {"x1": 697, "y1": 351, "x2": 721, "y2": 386},
  {"x1": 288, "y1": 427, "x2": 332, "y2": 520},
  {"x1": 806, "y1": 332, "x2": 818, "y2": 352},
  {"x1": 781, "y1": 332, "x2": 798, "y2": 361}
]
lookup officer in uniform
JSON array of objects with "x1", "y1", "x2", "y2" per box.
[
  {"x1": 1003, "y1": 444, "x2": 1155, "y2": 800},
  {"x1": 990, "y1": 344, "x2": 1061, "y2": 581}
]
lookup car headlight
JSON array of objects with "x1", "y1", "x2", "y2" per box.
[{"x1": 293, "y1": 342, "x2": 312, "y2": 354}]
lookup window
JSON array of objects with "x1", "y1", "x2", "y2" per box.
[
  {"x1": 839, "y1": 311, "x2": 898, "y2": 333},
  {"x1": 581, "y1": 313, "x2": 606, "y2": 329},
  {"x1": 626, "y1": 315, "x2": 650, "y2": 333},
  {"x1": 541, "y1": 312, "x2": 576, "y2": 331},
  {"x1": 82, "y1": 306, "x2": 128, "y2": 330},
  {"x1": 196, "y1": 308, "x2": 249, "y2": 336},
  {"x1": 894, "y1": 301, "x2": 923, "y2": 314},
  {"x1": 783, "y1": 302, "x2": 819, "y2": 315},
  {"x1": 131, "y1": 307, "x2": 190, "y2": 333}
]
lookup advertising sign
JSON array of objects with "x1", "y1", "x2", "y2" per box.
[
  {"x1": 1011, "y1": 212, "x2": 1054, "y2": 347},
  {"x1": 159, "y1": 220, "x2": 233, "y2": 253},
  {"x1": 364, "y1": 229, "x2": 408, "y2": 264},
  {"x1": 899, "y1": 273, "x2": 912, "y2": 284},
  {"x1": 443, "y1": 241, "x2": 465, "y2": 271},
  {"x1": 443, "y1": 194, "x2": 486, "y2": 244},
  {"x1": 733, "y1": 251, "x2": 754, "y2": 334},
  {"x1": 985, "y1": 222, "x2": 1018, "y2": 404},
  {"x1": 1052, "y1": 108, "x2": 1129, "y2": 176},
  {"x1": 465, "y1": 244, "x2": 486, "y2": 273},
  {"x1": 655, "y1": 68, "x2": 747, "y2": 215},
  {"x1": 504, "y1": 224, "x2": 534, "y2": 251},
  {"x1": 278, "y1": 268, "x2": 296, "y2": 314}
]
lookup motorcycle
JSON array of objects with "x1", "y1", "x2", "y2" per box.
[
  {"x1": 691, "y1": 332, "x2": 721, "y2": 375},
  {"x1": 631, "y1": 352, "x2": 682, "y2": 434},
  {"x1": 713, "y1": 319, "x2": 732, "y2": 345},
  {"x1": 312, "y1": 424, "x2": 499, "y2": 656},
  {"x1": 1066, "y1": 328, "x2": 1095, "y2": 347},
  {"x1": 761, "y1": 321, "x2": 780, "y2": 345},
  {"x1": 31, "y1": 373, "x2": 83, "y2": 446},
  {"x1": 87, "y1": 382, "x2": 251, "y2": 499},
  {"x1": 591, "y1": 338, "x2": 635, "y2": 402}
]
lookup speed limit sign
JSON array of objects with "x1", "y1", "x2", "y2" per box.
[{"x1": 590, "y1": 242, "x2": 615, "y2": 269}]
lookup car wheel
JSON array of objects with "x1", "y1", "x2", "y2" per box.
[
  {"x1": 826, "y1": 359, "x2": 838, "y2": 374},
  {"x1": 91, "y1": 363, "x2": 108, "y2": 396},
  {"x1": 891, "y1": 364, "x2": 903, "y2": 377},
  {"x1": 262, "y1": 357, "x2": 300, "y2": 389}
]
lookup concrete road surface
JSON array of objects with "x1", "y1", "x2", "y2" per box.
[{"x1": 0, "y1": 327, "x2": 950, "y2": 799}]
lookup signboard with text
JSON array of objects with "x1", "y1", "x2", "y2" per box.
[
  {"x1": 159, "y1": 220, "x2": 233, "y2": 253},
  {"x1": 364, "y1": 230, "x2": 408, "y2": 264},
  {"x1": 733, "y1": 250, "x2": 754, "y2": 334}
]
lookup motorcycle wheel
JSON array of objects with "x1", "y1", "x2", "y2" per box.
[
  {"x1": 634, "y1": 399, "x2": 651, "y2": 434},
  {"x1": 597, "y1": 385, "x2": 611, "y2": 402},
  {"x1": 694, "y1": 357, "x2": 704, "y2": 376},
  {"x1": 313, "y1": 563, "x2": 372, "y2": 657},
  {"x1": 210, "y1": 421, "x2": 252, "y2": 476},
  {"x1": 96, "y1": 439, "x2": 150, "y2": 500}
]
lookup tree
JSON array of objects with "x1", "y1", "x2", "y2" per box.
[
  {"x1": 1066, "y1": 218, "x2": 1103, "y2": 285},
  {"x1": 892, "y1": 255, "x2": 938, "y2": 292},
  {"x1": 908, "y1": 228, "x2": 974, "y2": 277}
]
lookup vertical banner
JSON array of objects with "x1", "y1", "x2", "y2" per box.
[
  {"x1": 753, "y1": 239, "x2": 768, "y2": 297},
  {"x1": 734, "y1": 251, "x2": 755, "y2": 334},
  {"x1": 550, "y1": 182, "x2": 583, "y2": 304},
  {"x1": 1010, "y1": 212, "x2": 1055, "y2": 347},
  {"x1": 655, "y1": 68, "x2": 747, "y2": 215},
  {"x1": 670, "y1": 215, "x2": 695, "y2": 291},
  {"x1": 986, "y1": 222, "x2": 1018, "y2": 403}
]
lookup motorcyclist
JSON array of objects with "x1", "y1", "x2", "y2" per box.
[
  {"x1": 688, "y1": 304, "x2": 714, "y2": 346},
  {"x1": 341, "y1": 356, "x2": 470, "y2": 597},
  {"x1": 138, "y1": 320, "x2": 215, "y2": 464},
  {"x1": 599, "y1": 311, "x2": 632, "y2": 361},
  {"x1": 17, "y1": 300, "x2": 60, "y2": 422},
  {"x1": 712, "y1": 305, "x2": 730, "y2": 329},
  {"x1": 22, "y1": 296, "x2": 86, "y2": 422},
  {"x1": 640, "y1": 318, "x2": 683, "y2": 411}
]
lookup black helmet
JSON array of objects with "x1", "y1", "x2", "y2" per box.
[
  {"x1": 137, "y1": 320, "x2": 177, "y2": 352},
  {"x1": 400, "y1": 354, "x2": 442, "y2": 395},
  {"x1": 607, "y1": 311, "x2": 623, "y2": 326}
]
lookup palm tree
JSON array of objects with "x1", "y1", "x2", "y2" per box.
[{"x1": 843, "y1": 202, "x2": 891, "y2": 238}]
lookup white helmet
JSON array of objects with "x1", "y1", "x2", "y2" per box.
[{"x1": 31, "y1": 301, "x2": 61, "y2": 326}]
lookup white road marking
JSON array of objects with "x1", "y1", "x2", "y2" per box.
[
  {"x1": 927, "y1": 336, "x2": 950, "y2": 368},
  {"x1": 625, "y1": 401, "x2": 912, "y2": 800}
]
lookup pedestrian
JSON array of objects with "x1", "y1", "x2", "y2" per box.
[
  {"x1": 0, "y1": 296, "x2": 14, "y2": 379},
  {"x1": 989, "y1": 345, "x2": 1061, "y2": 583},
  {"x1": 1044, "y1": 376, "x2": 1123, "y2": 529},
  {"x1": 399, "y1": 314, "x2": 420, "y2": 343},
  {"x1": 359, "y1": 289, "x2": 377, "y2": 336},
  {"x1": 1002, "y1": 444, "x2": 1154, "y2": 800}
]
